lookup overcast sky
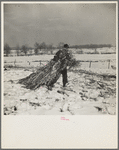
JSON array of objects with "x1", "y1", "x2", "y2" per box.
[{"x1": 4, "y1": 3, "x2": 116, "y2": 47}]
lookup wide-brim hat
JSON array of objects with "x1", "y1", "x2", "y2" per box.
[{"x1": 64, "y1": 44, "x2": 69, "y2": 48}]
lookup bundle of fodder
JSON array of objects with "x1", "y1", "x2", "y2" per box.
[{"x1": 18, "y1": 51, "x2": 77, "y2": 90}]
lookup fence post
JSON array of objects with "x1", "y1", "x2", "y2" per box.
[
  {"x1": 40, "y1": 60, "x2": 41, "y2": 66},
  {"x1": 14, "y1": 59, "x2": 16, "y2": 67},
  {"x1": 108, "y1": 60, "x2": 110, "y2": 69},
  {"x1": 89, "y1": 61, "x2": 91, "y2": 68},
  {"x1": 28, "y1": 61, "x2": 30, "y2": 65}
]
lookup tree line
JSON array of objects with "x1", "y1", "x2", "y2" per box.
[
  {"x1": 4, "y1": 42, "x2": 55, "y2": 56},
  {"x1": 70, "y1": 44, "x2": 112, "y2": 49},
  {"x1": 4, "y1": 42, "x2": 113, "y2": 56}
]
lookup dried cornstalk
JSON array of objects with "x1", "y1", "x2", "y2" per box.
[{"x1": 18, "y1": 54, "x2": 77, "y2": 90}]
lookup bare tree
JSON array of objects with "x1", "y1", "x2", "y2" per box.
[
  {"x1": 34, "y1": 42, "x2": 39, "y2": 55},
  {"x1": 47, "y1": 43, "x2": 53, "y2": 54},
  {"x1": 39, "y1": 42, "x2": 46, "y2": 50},
  {"x1": 4, "y1": 43, "x2": 11, "y2": 56},
  {"x1": 16, "y1": 44, "x2": 20, "y2": 56},
  {"x1": 21, "y1": 45, "x2": 28, "y2": 56}
]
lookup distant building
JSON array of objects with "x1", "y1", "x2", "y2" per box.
[
  {"x1": 27, "y1": 49, "x2": 34, "y2": 56},
  {"x1": 8, "y1": 50, "x2": 17, "y2": 57}
]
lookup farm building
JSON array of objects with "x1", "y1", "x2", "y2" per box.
[{"x1": 8, "y1": 50, "x2": 18, "y2": 57}]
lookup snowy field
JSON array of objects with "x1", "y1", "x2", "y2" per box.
[
  {"x1": 3, "y1": 54, "x2": 116, "y2": 115},
  {"x1": 4, "y1": 54, "x2": 116, "y2": 62}
]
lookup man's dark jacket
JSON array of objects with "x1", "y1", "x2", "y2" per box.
[{"x1": 53, "y1": 48, "x2": 71, "y2": 86}]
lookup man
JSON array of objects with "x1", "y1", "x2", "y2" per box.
[
  {"x1": 53, "y1": 44, "x2": 71, "y2": 87},
  {"x1": 19, "y1": 44, "x2": 73, "y2": 90}
]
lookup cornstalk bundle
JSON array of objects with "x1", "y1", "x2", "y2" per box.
[{"x1": 18, "y1": 50, "x2": 78, "y2": 90}]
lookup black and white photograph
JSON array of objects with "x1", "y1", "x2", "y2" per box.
[
  {"x1": 3, "y1": 2, "x2": 117, "y2": 116},
  {"x1": 1, "y1": 1, "x2": 118, "y2": 149}
]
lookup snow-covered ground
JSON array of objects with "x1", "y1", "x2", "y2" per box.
[
  {"x1": 4, "y1": 68, "x2": 116, "y2": 115},
  {"x1": 4, "y1": 54, "x2": 116, "y2": 63},
  {"x1": 4, "y1": 54, "x2": 116, "y2": 73},
  {"x1": 3, "y1": 53, "x2": 116, "y2": 115}
]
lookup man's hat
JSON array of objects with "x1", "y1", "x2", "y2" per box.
[{"x1": 64, "y1": 44, "x2": 69, "y2": 48}]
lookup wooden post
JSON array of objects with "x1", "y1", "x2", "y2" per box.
[
  {"x1": 28, "y1": 61, "x2": 30, "y2": 65},
  {"x1": 14, "y1": 59, "x2": 16, "y2": 67},
  {"x1": 108, "y1": 60, "x2": 110, "y2": 69},
  {"x1": 89, "y1": 61, "x2": 91, "y2": 68},
  {"x1": 40, "y1": 60, "x2": 41, "y2": 66}
]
